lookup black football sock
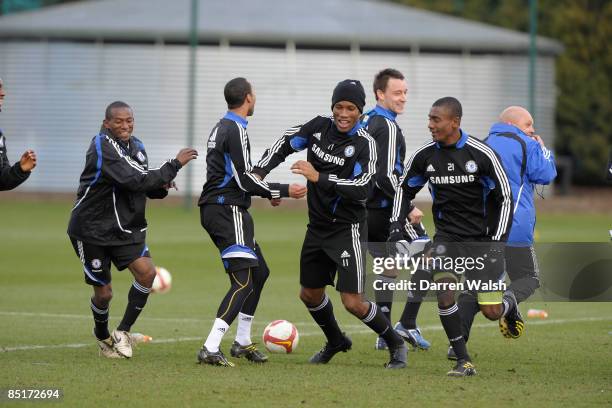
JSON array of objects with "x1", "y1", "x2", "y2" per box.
[
  {"x1": 91, "y1": 299, "x2": 110, "y2": 340},
  {"x1": 116, "y1": 281, "x2": 150, "y2": 332},
  {"x1": 439, "y1": 303, "x2": 471, "y2": 362},
  {"x1": 305, "y1": 294, "x2": 343, "y2": 345},
  {"x1": 361, "y1": 301, "x2": 403, "y2": 348},
  {"x1": 374, "y1": 275, "x2": 395, "y2": 322},
  {"x1": 399, "y1": 268, "x2": 431, "y2": 329},
  {"x1": 457, "y1": 291, "x2": 479, "y2": 342}
]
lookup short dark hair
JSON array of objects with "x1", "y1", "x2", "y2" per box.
[
  {"x1": 373, "y1": 68, "x2": 404, "y2": 99},
  {"x1": 224, "y1": 77, "x2": 252, "y2": 109},
  {"x1": 105, "y1": 101, "x2": 132, "y2": 120},
  {"x1": 432, "y1": 96, "x2": 462, "y2": 119}
]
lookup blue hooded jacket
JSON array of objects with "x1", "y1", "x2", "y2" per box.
[{"x1": 486, "y1": 123, "x2": 557, "y2": 246}]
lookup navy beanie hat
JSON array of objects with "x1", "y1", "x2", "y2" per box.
[{"x1": 331, "y1": 79, "x2": 366, "y2": 113}]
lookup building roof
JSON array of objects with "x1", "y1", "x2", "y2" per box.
[{"x1": 0, "y1": 0, "x2": 563, "y2": 54}]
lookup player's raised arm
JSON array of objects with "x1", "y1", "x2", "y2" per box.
[
  {"x1": 99, "y1": 134, "x2": 195, "y2": 193},
  {"x1": 526, "y1": 136, "x2": 557, "y2": 185},
  {"x1": 0, "y1": 141, "x2": 32, "y2": 190},
  {"x1": 142, "y1": 142, "x2": 177, "y2": 200},
  {"x1": 0, "y1": 78, "x2": 36, "y2": 191},
  {"x1": 253, "y1": 117, "x2": 321, "y2": 178},
  {"x1": 225, "y1": 123, "x2": 289, "y2": 199}
]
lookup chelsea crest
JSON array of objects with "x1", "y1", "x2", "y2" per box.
[{"x1": 344, "y1": 145, "x2": 355, "y2": 157}]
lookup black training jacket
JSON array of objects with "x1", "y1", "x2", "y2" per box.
[
  {"x1": 391, "y1": 130, "x2": 513, "y2": 241},
  {"x1": 254, "y1": 115, "x2": 377, "y2": 226},
  {"x1": 361, "y1": 105, "x2": 407, "y2": 210},
  {"x1": 198, "y1": 112, "x2": 289, "y2": 208},
  {"x1": 0, "y1": 129, "x2": 30, "y2": 191},
  {"x1": 68, "y1": 129, "x2": 181, "y2": 245}
]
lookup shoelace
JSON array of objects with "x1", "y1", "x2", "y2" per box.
[
  {"x1": 217, "y1": 352, "x2": 234, "y2": 366},
  {"x1": 244, "y1": 344, "x2": 258, "y2": 352},
  {"x1": 115, "y1": 332, "x2": 134, "y2": 348}
]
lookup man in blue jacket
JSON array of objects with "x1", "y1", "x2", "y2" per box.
[{"x1": 450, "y1": 106, "x2": 556, "y2": 357}]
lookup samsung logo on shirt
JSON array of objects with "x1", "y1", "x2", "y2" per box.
[
  {"x1": 429, "y1": 175, "x2": 475, "y2": 184},
  {"x1": 311, "y1": 144, "x2": 345, "y2": 166}
]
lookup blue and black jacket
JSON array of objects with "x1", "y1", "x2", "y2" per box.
[
  {"x1": 198, "y1": 112, "x2": 289, "y2": 208},
  {"x1": 68, "y1": 129, "x2": 181, "y2": 245},
  {"x1": 485, "y1": 123, "x2": 557, "y2": 246}
]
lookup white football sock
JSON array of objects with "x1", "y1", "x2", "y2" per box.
[
  {"x1": 204, "y1": 318, "x2": 229, "y2": 352},
  {"x1": 235, "y1": 312, "x2": 254, "y2": 346}
]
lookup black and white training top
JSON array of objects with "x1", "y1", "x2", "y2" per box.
[
  {"x1": 198, "y1": 111, "x2": 289, "y2": 209},
  {"x1": 361, "y1": 105, "x2": 406, "y2": 210},
  {"x1": 391, "y1": 130, "x2": 513, "y2": 241},
  {"x1": 254, "y1": 115, "x2": 377, "y2": 227}
]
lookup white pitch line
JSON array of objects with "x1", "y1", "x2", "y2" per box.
[
  {"x1": 0, "y1": 311, "x2": 204, "y2": 324},
  {"x1": 0, "y1": 311, "x2": 316, "y2": 326},
  {"x1": 1, "y1": 316, "x2": 610, "y2": 353}
]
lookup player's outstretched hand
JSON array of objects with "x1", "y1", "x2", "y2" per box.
[
  {"x1": 176, "y1": 148, "x2": 198, "y2": 166},
  {"x1": 289, "y1": 183, "x2": 307, "y2": 199},
  {"x1": 408, "y1": 206, "x2": 423, "y2": 224},
  {"x1": 291, "y1": 160, "x2": 319, "y2": 182},
  {"x1": 19, "y1": 150, "x2": 37, "y2": 172},
  {"x1": 408, "y1": 207, "x2": 423, "y2": 225},
  {"x1": 163, "y1": 181, "x2": 178, "y2": 191}
]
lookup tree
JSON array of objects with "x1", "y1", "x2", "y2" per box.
[
  {"x1": 547, "y1": 0, "x2": 611, "y2": 184},
  {"x1": 393, "y1": 0, "x2": 612, "y2": 184}
]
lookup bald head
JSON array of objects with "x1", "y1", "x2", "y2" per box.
[{"x1": 499, "y1": 106, "x2": 534, "y2": 136}]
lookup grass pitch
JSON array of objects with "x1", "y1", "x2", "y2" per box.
[{"x1": 0, "y1": 199, "x2": 611, "y2": 407}]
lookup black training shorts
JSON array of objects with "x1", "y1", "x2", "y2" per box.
[
  {"x1": 69, "y1": 237, "x2": 150, "y2": 286},
  {"x1": 300, "y1": 222, "x2": 367, "y2": 294},
  {"x1": 200, "y1": 204, "x2": 259, "y2": 273}
]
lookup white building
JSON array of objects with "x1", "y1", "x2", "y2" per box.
[{"x1": 0, "y1": 0, "x2": 562, "y2": 196}]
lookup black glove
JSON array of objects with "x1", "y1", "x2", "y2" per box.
[
  {"x1": 485, "y1": 241, "x2": 505, "y2": 266},
  {"x1": 387, "y1": 221, "x2": 410, "y2": 256}
]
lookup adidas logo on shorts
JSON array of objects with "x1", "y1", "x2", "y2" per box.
[{"x1": 340, "y1": 250, "x2": 351, "y2": 267}]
